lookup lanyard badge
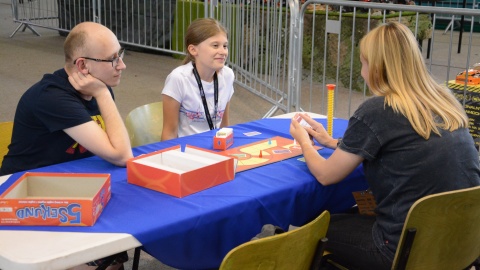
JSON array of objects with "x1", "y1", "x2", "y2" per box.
[{"x1": 192, "y1": 63, "x2": 218, "y2": 130}]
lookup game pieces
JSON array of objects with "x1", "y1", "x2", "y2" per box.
[
  {"x1": 220, "y1": 136, "x2": 322, "y2": 172},
  {"x1": 214, "y1": 128, "x2": 234, "y2": 150},
  {"x1": 294, "y1": 114, "x2": 314, "y2": 145},
  {"x1": 327, "y1": 84, "x2": 336, "y2": 136},
  {"x1": 294, "y1": 114, "x2": 312, "y2": 129}
]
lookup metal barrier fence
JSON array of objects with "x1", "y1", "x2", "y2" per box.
[
  {"x1": 421, "y1": 0, "x2": 479, "y2": 29},
  {"x1": 9, "y1": 0, "x2": 480, "y2": 121},
  {"x1": 10, "y1": 0, "x2": 292, "y2": 118},
  {"x1": 288, "y1": 0, "x2": 480, "y2": 143}
]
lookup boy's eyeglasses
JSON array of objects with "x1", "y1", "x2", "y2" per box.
[{"x1": 73, "y1": 48, "x2": 125, "y2": 67}]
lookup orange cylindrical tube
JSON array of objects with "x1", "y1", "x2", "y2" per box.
[{"x1": 326, "y1": 84, "x2": 336, "y2": 136}]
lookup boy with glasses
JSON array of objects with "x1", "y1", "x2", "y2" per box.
[
  {"x1": 0, "y1": 21, "x2": 132, "y2": 270},
  {"x1": 0, "y1": 21, "x2": 133, "y2": 177}
]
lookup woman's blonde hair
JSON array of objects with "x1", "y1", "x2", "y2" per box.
[
  {"x1": 183, "y1": 18, "x2": 228, "y2": 65},
  {"x1": 359, "y1": 21, "x2": 468, "y2": 139}
]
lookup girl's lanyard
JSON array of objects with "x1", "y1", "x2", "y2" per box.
[{"x1": 192, "y1": 63, "x2": 218, "y2": 130}]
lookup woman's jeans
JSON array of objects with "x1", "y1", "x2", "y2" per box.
[{"x1": 320, "y1": 213, "x2": 392, "y2": 270}]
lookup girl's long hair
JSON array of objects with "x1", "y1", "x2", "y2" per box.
[
  {"x1": 360, "y1": 22, "x2": 468, "y2": 139},
  {"x1": 183, "y1": 18, "x2": 228, "y2": 65}
]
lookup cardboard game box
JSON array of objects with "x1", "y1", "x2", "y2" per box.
[
  {"x1": 127, "y1": 145, "x2": 237, "y2": 198},
  {"x1": 0, "y1": 172, "x2": 111, "y2": 226}
]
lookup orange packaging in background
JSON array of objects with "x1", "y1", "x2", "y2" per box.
[
  {"x1": 213, "y1": 128, "x2": 233, "y2": 150},
  {"x1": 127, "y1": 145, "x2": 237, "y2": 198},
  {"x1": 0, "y1": 172, "x2": 111, "y2": 226}
]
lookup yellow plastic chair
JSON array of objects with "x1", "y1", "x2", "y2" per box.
[
  {"x1": 219, "y1": 210, "x2": 330, "y2": 270},
  {"x1": 392, "y1": 185, "x2": 480, "y2": 270},
  {"x1": 125, "y1": 102, "x2": 163, "y2": 147},
  {"x1": 0, "y1": 121, "x2": 14, "y2": 167},
  {"x1": 326, "y1": 186, "x2": 480, "y2": 270}
]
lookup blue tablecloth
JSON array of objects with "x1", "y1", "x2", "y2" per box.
[{"x1": 0, "y1": 118, "x2": 368, "y2": 269}]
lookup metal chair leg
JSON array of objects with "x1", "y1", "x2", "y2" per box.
[
  {"x1": 310, "y1": 237, "x2": 328, "y2": 270},
  {"x1": 131, "y1": 247, "x2": 142, "y2": 270},
  {"x1": 395, "y1": 228, "x2": 417, "y2": 270}
]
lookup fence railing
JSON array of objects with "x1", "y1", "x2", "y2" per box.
[
  {"x1": 10, "y1": 0, "x2": 480, "y2": 126},
  {"x1": 10, "y1": 0, "x2": 293, "y2": 117},
  {"x1": 289, "y1": 0, "x2": 480, "y2": 143},
  {"x1": 288, "y1": 0, "x2": 479, "y2": 115}
]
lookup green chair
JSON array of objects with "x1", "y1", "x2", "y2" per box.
[
  {"x1": 125, "y1": 102, "x2": 163, "y2": 147},
  {"x1": 219, "y1": 210, "x2": 330, "y2": 270},
  {"x1": 0, "y1": 121, "x2": 13, "y2": 167},
  {"x1": 326, "y1": 186, "x2": 480, "y2": 270}
]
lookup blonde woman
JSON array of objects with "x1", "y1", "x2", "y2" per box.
[{"x1": 290, "y1": 22, "x2": 480, "y2": 269}]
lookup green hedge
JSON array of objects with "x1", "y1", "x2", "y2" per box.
[{"x1": 172, "y1": 1, "x2": 240, "y2": 60}]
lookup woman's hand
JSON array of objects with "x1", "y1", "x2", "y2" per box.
[
  {"x1": 293, "y1": 113, "x2": 338, "y2": 149},
  {"x1": 290, "y1": 116, "x2": 312, "y2": 147}
]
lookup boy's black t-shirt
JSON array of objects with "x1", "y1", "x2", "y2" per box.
[{"x1": 0, "y1": 69, "x2": 113, "y2": 176}]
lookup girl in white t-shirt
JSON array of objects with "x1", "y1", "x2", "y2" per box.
[{"x1": 161, "y1": 18, "x2": 234, "y2": 140}]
